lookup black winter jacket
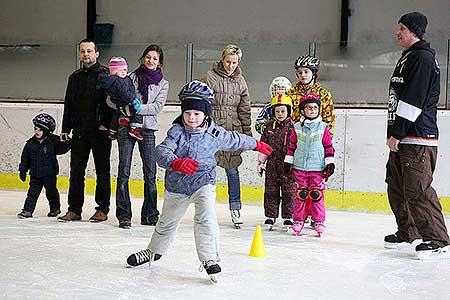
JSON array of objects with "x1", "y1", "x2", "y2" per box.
[
  {"x1": 98, "y1": 73, "x2": 136, "y2": 107},
  {"x1": 19, "y1": 134, "x2": 71, "y2": 178},
  {"x1": 387, "y1": 40, "x2": 440, "y2": 146},
  {"x1": 62, "y1": 62, "x2": 114, "y2": 136}
]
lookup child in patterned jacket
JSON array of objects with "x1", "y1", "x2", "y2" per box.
[
  {"x1": 258, "y1": 93, "x2": 296, "y2": 231},
  {"x1": 284, "y1": 93, "x2": 335, "y2": 237},
  {"x1": 125, "y1": 80, "x2": 272, "y2": 282}
]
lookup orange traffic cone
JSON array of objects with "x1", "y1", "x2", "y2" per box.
[{"x1": 249, "y1": 225, "x2": 266, "y2": 258}]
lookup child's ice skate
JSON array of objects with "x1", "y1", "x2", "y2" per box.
[
  {"x1": 200, "y1": 260, "x2": 221, "y2": 283},
  {"x1": 126, "y1": 249, "x2": 161, "y2": 268},
  {"x1": 416, "y1": 241, "x2": 450, "y2": 260},
  {"x1": 231, "y1": 210, "x2": 243, "y2": 229},
  {"x1": 292, "y1": 221, "x2": 304, "y2": 236},
  {"x1": 314, "y1": 221, "x2": 325, "y2": 237},
  {"x1": 283, "y1": 219, "x2": 293, "y2": 232},
  {"x1": 264, "y1": 218, "x2": 275, "y2": 231}
]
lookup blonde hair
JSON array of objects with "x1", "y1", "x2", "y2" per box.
[{"x1": 221, "y1": 44, "x2": 242, "y2": 61}]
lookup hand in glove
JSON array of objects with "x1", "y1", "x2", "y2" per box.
[
  {"x1": 19, "y1": 172, "x2": 26, "y2": 182},
  {"x1": 323, "y1": 163, "x2": 335, "y2": 182},
  {"x1": 171, "y1": 158, "x2": 199, "y2": 175},
  {"x1": 254, "y1": 141, "x2": 272, "y2": 156},
  {"x1": 283, "y1": 162, "x2": 293, "y2": 176},
  {"x1": 132, "y1": 99, "x2": 141, "y2": 113}
]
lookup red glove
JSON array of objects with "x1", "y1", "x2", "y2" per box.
[
  {"x1": 254, "y1": 141, "x2": 272, "y2": 156},
  {"x1": 171, "y1": 158, "x2": 199, "y2": 175}
]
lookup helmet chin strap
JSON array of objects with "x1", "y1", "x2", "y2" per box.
[{"x1": 297, "y1": 74, "x2": 316, "y2": 86}]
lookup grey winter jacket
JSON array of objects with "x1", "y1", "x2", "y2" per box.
[
  {"x1": 156, "y1": 118, "x2": 257, "y2": 196},
  {"x1": 202, "y1": 62, "x2": 252, "y2": 169},
  {"x1": 129, "y1": 72, "x2": 169, "y2": 130}
]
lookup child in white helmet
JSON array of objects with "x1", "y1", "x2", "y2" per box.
[
  {"x1": 255, "y1": 76, "x2": 292, "y2": 135},
  {"x1": 125, "y1": 80, "x2": 272, "y2": 283}
]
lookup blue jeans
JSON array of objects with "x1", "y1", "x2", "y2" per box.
[
  {"x1": 225, "y1": 168, "x2": 241, "y2": 211},
  {"x1": 116, "y1": 126, "x2": 159, "y2": 223}
]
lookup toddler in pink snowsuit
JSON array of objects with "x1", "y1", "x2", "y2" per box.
[{"x1": 283, "y1": 93, "x2": 335, "y2": 237}]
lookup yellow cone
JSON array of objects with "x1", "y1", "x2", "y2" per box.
[{"x1": 249, "y1": 225, "x2": 266, "y2": 258}]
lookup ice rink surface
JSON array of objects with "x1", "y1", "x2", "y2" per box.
[{"x1": 2, "y1": 190, "x2": 450, "y2": 300}]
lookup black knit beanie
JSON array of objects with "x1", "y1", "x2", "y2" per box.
[
  {"x1": 181, "y1": 98, "x2": 211, "y2": 116},
  {"x1": 399, "y1": 12, "x2": 427, "y2": 39}
]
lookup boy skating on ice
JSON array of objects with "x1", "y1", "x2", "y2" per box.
[
  {"x1": 126, "y1": 81, "x2": 272, "y2": 282},
  {"x1": 283, "y1": 94, "x2": 335, "y2": 237}
]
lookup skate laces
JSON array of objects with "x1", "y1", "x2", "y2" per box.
[
  {"x1": 199, "y1": 260, "x2": 216, "y2": 272},
  {"x1": 231, "y1": 210, "x2": 240, "y2": 218},
  {"x1": 134, "y1": 249, "x2": 152, "y2": 264}
]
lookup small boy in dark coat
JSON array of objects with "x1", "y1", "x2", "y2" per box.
[{"x1": 18, "y1": 113, "x2": 71, "y2": 218}]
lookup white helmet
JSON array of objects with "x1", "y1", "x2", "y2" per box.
[{"x1": 269, "y1": 76, "x2": 292, "y2": 98}]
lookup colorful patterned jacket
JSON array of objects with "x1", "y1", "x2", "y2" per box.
[{"x1": 286, "y1": 82, "x2": 335, "y2": 137}]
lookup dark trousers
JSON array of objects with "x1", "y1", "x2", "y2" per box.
[
  {"x1": 68, "y1": 131, "x2": 112, "y2": 215},
  {"x1": 23, "y1": 175, "x2": 60, "y2": 213},
  {"x1": 264, "y1": 167, "x2": 296, "y2": 219},
  {"x1": 386, "y1": 144, "x2": 449, "y2": 246},
  {"x1": 116, "y1": 126, "x2": 159, "y2": 223}
]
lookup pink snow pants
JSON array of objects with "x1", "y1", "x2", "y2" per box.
[{"x1": 292, "y1": 169, "x2": 326, "y2": 222}]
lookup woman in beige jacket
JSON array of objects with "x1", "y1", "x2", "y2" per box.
[{"x1": 202, "y1": 44, "x2": 252, "y2": 228}]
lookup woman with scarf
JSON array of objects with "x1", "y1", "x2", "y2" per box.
[
  {"x1": 115, "y1": 44, "x2": 169, "y2": 229},
  {"x1": 202, "y1": 44, "x2": 252, "y2": 228}
]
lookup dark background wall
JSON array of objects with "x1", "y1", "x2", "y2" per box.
[{"x1": 1, "y1": 0, "x2": 449, "y2": 104}]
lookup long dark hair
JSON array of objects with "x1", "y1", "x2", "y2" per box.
[{"x1": 138, "y1": 44, "x2": 164, "y2": 67}]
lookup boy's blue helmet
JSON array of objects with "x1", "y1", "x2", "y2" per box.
[
  {"x1": 178, "y1": 80, "x2": 214, "y2": 116},
  {"x1": 32, "y1": 113, "x2": 56, "y2": 133}
]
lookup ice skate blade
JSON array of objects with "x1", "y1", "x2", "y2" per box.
[
  {"x1": 233, "y1": 224, "x2": 241, "y2": 229},
  {"x1": 209, "y1": 274, "x2": 218, "y2": 284},
  {"x1": 384, "y1": 242, "x2": 411, "y2": 249},
  {"x1": 416, "y1": 245, "x2": 450, "y2": 260},
  {"x1": 266, "y1": 225, "x2": 273, "y2": 231}
]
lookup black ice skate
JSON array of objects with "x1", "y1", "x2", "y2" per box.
[
  {"x1": 416, "y1": 241, "x2": 450, "y2": 260},
  {"x1": 126, "y1": 249, "x2": 161, "y2": 268},
  {"x1": 283, "y1": 219, "x2": 293, "y2": 232},
  {"x1": 231, "y1": 210, "x2": 243, "y2": 229},
  {"x1": 200, "y1": 260, "x2": 221, "y2": 283},
  {"x1": 264, "y1": 218, "x2": 275, "y2": 231}
]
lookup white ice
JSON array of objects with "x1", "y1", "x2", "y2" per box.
[{"x1": 1, "y1": 190, "x2": 450, "y2": 300}]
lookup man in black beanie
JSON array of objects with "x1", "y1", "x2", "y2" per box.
[{"x1": 384, "y1": 12, "x2": 450, "y2": 259}]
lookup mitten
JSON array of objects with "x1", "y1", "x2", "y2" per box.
[
  {"x1": 132, "y1": 99, "x2": 142, "y2": 113},
  {"x1": 254, "y1": 141, "x2": 272, "y2": 156},
  {"x1": 19, "y1": 172, "x2": 26, "y2": 182},
  {"x1": 283, "y1": 162, "x2": 293, "y2": 176},
  {"x1": 171, "y1": 158, "x2": 199, "y2": 175},
  {"x1": 323, "y1": 163, "x2": 335, "y2": 181}
]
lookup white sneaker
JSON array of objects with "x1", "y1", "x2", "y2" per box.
[{"x1": 231, "y1": 210, "x2": 243, "y2": 225}]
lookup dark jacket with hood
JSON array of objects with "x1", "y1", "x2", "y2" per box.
[
  {"x1": 19, "y1": 134, "x2": 71, "y2": 178},
  {"x1": 387, "y1": 40, "x2": 440, "y2": 146},
  {"x1": 98, "y1": 73, "x2": 136, "y2": 107}
]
